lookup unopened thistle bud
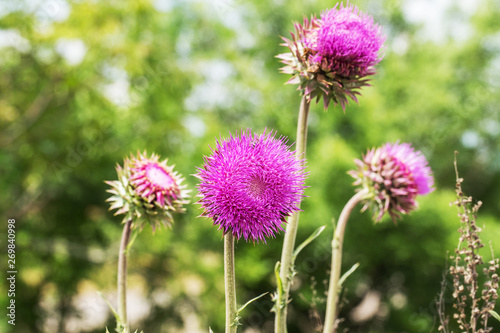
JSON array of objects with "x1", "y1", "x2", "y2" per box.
[{"x1": 106, "y1": 152, "x2": 190, "y2": 230}]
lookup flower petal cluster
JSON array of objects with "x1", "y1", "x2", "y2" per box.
[
  {"x1": 106, "y1": 152, "x2": 190, "y2": 230},
  {"x1": 195, "y1": 129, "x2": 307, "y2": 243},
  {"x1": 349, "y1": 142, "x2": 434, "y2": 222},
  {"x1": 277, "y1": 2, "x2": 385, "y2": 110}
]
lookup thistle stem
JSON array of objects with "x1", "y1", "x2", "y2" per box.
[
  {"x1": 225, "y1": 233, "x2": 237, "y2": 333},
  {"x1": 323, "y1": 190, "x2": 367, "y2": 333},
  {"x1": 275, "y1": 95, "x2": 310, "y2": 333},
  {"x1": 117, "y1": 218, "x2": 132, "y2": 331}
]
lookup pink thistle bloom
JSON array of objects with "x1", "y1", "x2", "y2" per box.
[
  {"x1": 277, "y1": 2, "x2": 385, "y2": 110},
  {"x1": 130, "y1": 155, "x2": 182, "y2": 208},
  {"x1": 106, "y1": 152, "x2": 190, "y2": 230},
  {"x1": 349, "y1": 142, "x2": 434, "y2": 223},
  {"x1": 195, "y1": 129, "x2": 307, "y2": 243}
]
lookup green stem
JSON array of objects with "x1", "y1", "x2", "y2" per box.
[
  {"x1": 117, "y1": 218, "x2": 132, "y2": 332},
  {"x1": 323, "y1": 190, "x2": 367, "y2": 333},
  {"x1": 275, "y1": 95, "x2": 310, "y2": 333},
  {"x1": 225, "y1": 233, "x2": 237, "y2": 333}
]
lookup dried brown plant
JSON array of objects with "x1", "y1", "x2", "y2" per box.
[{"x1": 437, "y1": 153, "x2": 499, "y2": 333}]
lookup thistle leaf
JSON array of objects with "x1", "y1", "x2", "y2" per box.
[
  {"x1": 338, "y1": 262, "x2": 360, "y2": 288},
  {"x1": 237, "y1": 292, "x2": 269, "y2": 313},
  {"x1": 96, "y1": 291, "x2": 121, "y2": 325},
  {"x1": 292, "y1": 225, "x2": 326, "y2": 261},
  {"x1": 272, "y1": 261, "x2": 283, "y2": 312}
]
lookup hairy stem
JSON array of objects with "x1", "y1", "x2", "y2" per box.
[
  {"x1": 225, "y1": 233, "x2": 237, "y2": 333},
  {"x1": 275, "y1": 95, "x2": 310, "y2": 333},
  {"x1": 323, "y1": 190, "x2": 367, "y2": 333},
  {"x1": 118, "y1": 218, "x2": 132, "y2": 331}
]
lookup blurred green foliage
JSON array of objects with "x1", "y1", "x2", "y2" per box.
[{"x1": 1, "y1": 0, "x2": 499, "y2": 332}]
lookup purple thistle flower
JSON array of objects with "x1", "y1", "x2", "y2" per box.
[
  {"x1": 277, "y1": 2, "x2": 385, "y2": 110},
  {"x1": 106, "y1": 152, "x2": 190, "y2": 230},
  {"x1": 195, "y1": 129, "x2": 307, "y2": 243},
  {"x1": 129, "y1": 154, "x2": 182, "y2": 208},
  {"x1": 306, "y1": 4, "x2": 384, "y2": 77},
  {"x1": 349, "y1": 142, "x2": 434, "y2": 223}
]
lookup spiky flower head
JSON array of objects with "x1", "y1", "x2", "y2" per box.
[
  {"x1": 195, "y1": 129, "x2": 307, "y2": 243},
  {"x1": 349, "y1": 142, "x2": 434, "y2": 223},
  {"x1": 277, "y1": 2, "x2": 385, "y2": 110},
  {"x1": 106, "y1": 152, "x2": 190, "y2": 231}
]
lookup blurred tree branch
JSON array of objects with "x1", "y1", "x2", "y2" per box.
[{"x1": 0, "y1": 84, "x2": 54, "y2": 147}]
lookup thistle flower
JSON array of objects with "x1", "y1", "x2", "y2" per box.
[
  {"x1": 106, "y1": 152, "x2": 190, "y2": 230},
  {"x1": 349, "y1": 142, "x2": 434, "y2": 222},
  {"x1": 277, "y1": 2, "x2": 385, "y2": 110},
  {"x1": 195, "y1": 129, "x2": 307, "y2": 243}
]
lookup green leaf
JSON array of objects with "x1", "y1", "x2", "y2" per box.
[
  {"x1": 292, "y1": 225, "x2": 326, "y2": 261},
  {"x1": 274, "y1": 261, "x2": 282, "y2": 297},
  {"x1": 490, "y1": 310, "x2": 500, "y2": 322},
  {"x1": 96, "y1": 291, "x2": 121, "y2": 325},
  {"x1": 272, "y1": 261, "x2": 283, "y2": 312},
  {"x1": 126, "y1": 227, "x2": 140, "y2": 253},
  {"x1": 338, "y1": 262, "x2": 360, "y2": 288},
  {"x1": 238, "y1": 292, "x2": 269, "y2": 313}
]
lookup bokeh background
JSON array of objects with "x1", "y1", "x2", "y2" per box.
[{"x1": 1, "y1": 0, "x2": 500, "y2": 332}]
